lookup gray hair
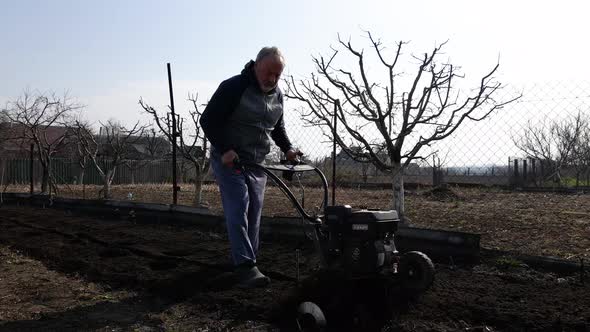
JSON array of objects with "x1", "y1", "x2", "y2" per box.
[{"x1": 255, "y1": 46, "x2": 285, "y2": 64}]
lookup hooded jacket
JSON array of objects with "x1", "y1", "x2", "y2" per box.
[{"x1": 200, "y1": 60, "x2": 292, "y2": 164}]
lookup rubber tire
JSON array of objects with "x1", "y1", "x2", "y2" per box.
[
  {"x1": 296, "y1": 301, "x2": 327, "y2": 332},
  {"x1": 398, "y1": 251, "x2": 435, "y2": 293}
]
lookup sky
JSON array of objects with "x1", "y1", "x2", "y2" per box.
[{"x1": 1, "y1": 0, "x2": 590, "y2": 165}]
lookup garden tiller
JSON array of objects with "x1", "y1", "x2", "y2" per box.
[{"x1": 235, "y1": 159, "x2": 435, "y2": 331}]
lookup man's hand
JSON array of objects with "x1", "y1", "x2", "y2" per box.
[
  {"x1": 286, "y1": 149, "x2": 303, "y2": 162},
  {"x1": 222, "y1": 149, "x2": 239, "y2": 167}
]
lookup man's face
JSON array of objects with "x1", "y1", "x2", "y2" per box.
[{"x1": 254, "y1": 55, "x2": 284, "y2": 93}]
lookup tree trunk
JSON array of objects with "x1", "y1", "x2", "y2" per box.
[
  {"x1": 103, "y1": 168, "x2": 116, "y2": 199},
  {"x1": 182, "y1": 161, "x2": 189, "y2": 183},
  {"x1": 79, "y1": 168, "x2": 86, "y2": 199},
  {"x1": 78, "y1": 167, "x2": 85, "y2": 185},
  {"x1": 392, "y1": 164, "x2": 406, "y2": 224},
  {"x1": 193, "y1": 167, "x2": 203, "y2": 207},
  {"x1": 41, "y1": 162, "x2": 50, "y2": 194},
  {"x1": 102, "y1": 176, "x2": 110, "y2": 199},
  {"x1": 0, "y1": 159, "x2": 5, "y2": 204},
  {"x1": 555, "y1": 168, "x2": 562, "y2": 187}
]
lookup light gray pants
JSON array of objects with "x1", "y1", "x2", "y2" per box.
[{"x1": 210, "y1": 149, "x2": 267, "y2": 266}]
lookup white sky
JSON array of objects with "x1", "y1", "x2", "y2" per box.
[{"x1": 1, "y1": 0, "x2": 589, "y2": 166}]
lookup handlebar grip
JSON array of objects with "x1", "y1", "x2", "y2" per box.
[{"x1": 280, "y1": 159, "x2": 302, "y2": 166}]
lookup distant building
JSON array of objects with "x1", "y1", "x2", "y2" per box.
[
  {"x1": 94, "y1": 134, "x2": 171, "y2": 160},
  {"x1": 0, "y1": 122, "x2": 75, "y2": 158},
  {"x1": 0, "y1": 122, "x2": 172, "y2": 161}
]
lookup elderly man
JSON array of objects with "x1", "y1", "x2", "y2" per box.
[{"x1": 200, "y1": 47, "x2": 299, "y2": 288}]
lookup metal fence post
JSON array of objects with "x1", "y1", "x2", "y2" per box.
[
  {"x1": 523, "y1": 159, "x2": 528, "y2": 187},
  {"x1": 167, "y1": 63, "x2": 179, "y2": 205},
  {"x1": 332, "y1": 100, "x2": 339, "y2": 206},
  {"x1": 30, "y1": 144, "x2": 34, "y2": 194}
]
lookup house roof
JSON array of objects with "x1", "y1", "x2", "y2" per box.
[{"x1": 0, "y1": 122, "x2": 75, "y2": 157}]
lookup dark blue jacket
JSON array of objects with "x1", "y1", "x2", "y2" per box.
[{"x1": 200, "y1": 60, "x2": 292, "y2": 163}]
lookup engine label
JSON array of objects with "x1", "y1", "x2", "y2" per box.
[{"x1": 352, "y1": 224, "x2": 369, "y2": 231}]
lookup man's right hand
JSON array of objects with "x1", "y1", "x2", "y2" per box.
[
  {"x1": 286, "y1": 148, "x2": 303, "y2": 162},
  {"x1": 222, "y1": 149, "x2": 239, "y2": 168}
]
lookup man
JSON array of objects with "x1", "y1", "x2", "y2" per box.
[{"x1": 200, "y1": 47, "x2": 299, "y2": 288}]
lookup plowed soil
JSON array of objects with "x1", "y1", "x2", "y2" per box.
[{"x1": 1, "y1": 205, "x2": 589, "y2": 331}]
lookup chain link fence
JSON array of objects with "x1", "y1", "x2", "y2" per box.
[
  {"x1": 280, "y1": 81, "x2": 590, "y2": 209},
  {"x1": 1, "y1": 81, "x2": 589, "y2": 212}
]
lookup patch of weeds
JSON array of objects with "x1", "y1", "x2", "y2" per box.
[
  {"x1": 422, "y1": 185, "x2": 464, "y2": 202},
  {"x1": 494, "y1": 256, "x2": 525, "y2": 269}
]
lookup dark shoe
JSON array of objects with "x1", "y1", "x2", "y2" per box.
[{"x1": 235, "y1": 264, "x2": 271, "y2": 289}]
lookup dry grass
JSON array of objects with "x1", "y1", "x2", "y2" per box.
[{"x1": 3, "y1": 183, "x2": 590, "y2": 260}]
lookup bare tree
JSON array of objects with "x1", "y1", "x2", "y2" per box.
[
  {"x1": 122, "y1": 127, "x2": 169, "y2": 185},
  {"x1": 360, "y1": 158, "x2": 370, "y2": 184},
  {"x1": 431, "y1": 152, "x2": 450, "y2": 187},
  {"x1": 143, "y1": 127, "x2": 169, "y2": 159},
  {"x1": 139, "y1": 93, "x2": 210, "y2": 207},
  {"x1": 286, "y1": 31, "x2": 520, "y2": 221},
  {"x1": 1, "y1": 90, "x2": 82, "y2": 195},
  {"x1": 570, "y1": 125, "x2": 590, "y2": 186},
  {"x1": 514, "y1": 112, "x2": 586, "y2": 185},
  {"x1": 0, "y1": 158, "x2": 6, "y2": 205},
  {"x1": 75, "y1": 119, "x2": 147, "y2": 199},
  {"x1": 573, "y1": 116, "x2": 590, "y2": 186},
  {"x1": 0, "y1": 118, "x2": 9, "y2": 198},
  {"x1": 71, "y1": 120, "x2": 94, "y2": 198},
  {"x1": 555, "y1": 113, "x2": 587, "y2": 186}
]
